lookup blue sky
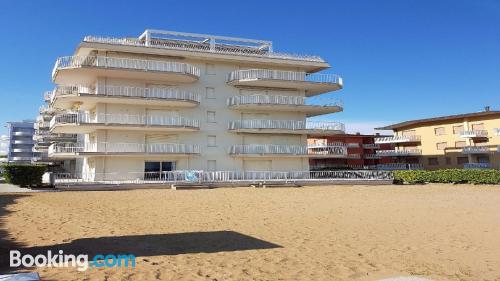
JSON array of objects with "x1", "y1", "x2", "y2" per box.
[{"x1": 0, "y1": 0, "x2": 499, "y2": 136}]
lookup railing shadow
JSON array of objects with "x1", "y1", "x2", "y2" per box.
[
  {"x1": 14, "y1": 231, "x2": 282, "y2": 258},
  {"x1": 0, "y1": 194, "x2": 30, "y2": 270}
]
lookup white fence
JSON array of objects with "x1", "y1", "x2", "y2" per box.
[
  {"x1": 227, "y1": 95, "x2": 342, "y2": 107},
  {"x1": 229, "y1": 120, "x2": 345, "y2": 132},
  {"x1": 227, "y1": 69, "x2": 342, "y2": 85}
]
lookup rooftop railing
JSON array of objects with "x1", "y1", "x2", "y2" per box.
[
  {"x1": 50, "y1": 112, "x2": 200, "y2": 129},
  {"x1": 83, "y1": 35, "x2": 325, "y2": 63},
  {"x1": 459, "y1": 130, "x2": 488, "y2": 138},
  {"x1": 227, "y1": 69, "x2": 342, "y2": 85},
  {"x1": 54, "y1": 169, "x2": 393, "y2": 185},
  {"x1": 227, "y1": 95, "x2": 342, "y2": 108},
  {"x1": 228, "y1": 120, "x2": 345, "y2": 132},
  {"x1": 374, "y1": 135, "x2": 421, "y2": 144},
  {"x1": 375, "y1": 149, "x2": 422, "y2": 156},
  {"x1": 52, "y1": 56, "x2": 201, "y2": 80},
  {"x1": 49, "y1": 85, "x2": 201, "y2": 103}
]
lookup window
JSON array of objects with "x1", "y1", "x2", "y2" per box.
[
  {"x1": 455, "y1": 141, "x2": 466, "y2": 148},
  {"x1": 207, "y1": 160, "x2": 216, "y2": 171},
  {"x1": 144, "y1": 161, "x2": 175, "y2": 180},
  {"x1": 445, "y1": 157, "x2": 452, "y2": 165},
  {"x1": 205, "y1": 63, "x2": 215, "y2": 75},
  {"x1": 207, "y1": 111, "x2": 216, "y2": 123},
  {"x1": 402, "y1": 130, "x2": 416, "y2": 136},
  {"x1": 207, "y1": 135, "x2": 216, "y2": 147},
  {"x1": 453, "y1": 125, "x2": 464, "y2": 134},
  {"x1": 434, "y1": 127, "x2": 445, "y2": 136},
  {"x1": 428, "y1": 158, "x2": 439, "y2": 165},
  {"x1": 471, "y1": 123, "x2": 485, "y2": 131},
  {"x1": 457, "y1": 157, "x2": 468, "y2": 165},
  {"x1": 206, "y1": 87, "x2": 215, "y2": 99},
  {"x1": 436, "y1": 142, "x2": 447, "y2": 150}
]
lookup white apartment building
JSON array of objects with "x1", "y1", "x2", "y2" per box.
[{"x1": 46, "y1": 29, "x2": 350, "y2": 183}]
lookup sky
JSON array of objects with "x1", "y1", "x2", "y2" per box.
[{"x1": 0, "y1": 0, "x2": 499, "y2": 136}]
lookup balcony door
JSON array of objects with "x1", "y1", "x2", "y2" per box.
[{"x1": 144, "y1": 161, "x2": 176, "y2": 180}]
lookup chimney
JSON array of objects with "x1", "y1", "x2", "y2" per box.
[{"x1": 484, "y1": 106, "x2": 490, "y2": 112}]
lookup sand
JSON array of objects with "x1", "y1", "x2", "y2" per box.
[{"x1": 1, "y1": 184, "x2": 500, "y2": 281}]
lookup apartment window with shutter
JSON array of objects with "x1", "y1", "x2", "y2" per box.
[
  {"x1": 428, "y1": 158, "x2": 439, "y2": 165},
  {"x1": 206, "y1": 87, "x2": 215, "y2": 99},
  {"x1": 207, "y1": 160, "x2": 216, "y2": 171},
  {"x1": 445, "y1": 157, "x2": 452, "y2": 165},
  {"x1": 453, "y1": 125, "x2": 464, "y2": 134},
  {"x1": 206, "y1": 64, "x2": 215, "y2": 75},
  {"x1": 457, "y1": 157, "x2": 468, "y2": 164},
  {"x1": 207, "y1": 135, "x2": 216, "y2": 147},
  {"x1": 434, "y1": 127, "x2": 445, "y2": 136},
  {"x1": 471, "y1": 123, "x2": 485, "y2": 130},
  {"x1": 436, "y1": 142, "x2": 447, "y2": 150},
  {"x1": 402, "y1": 130, "x2": 416, "y2": 136},
  {"x1": 207, "y1": 111, "x2": 216, "y2": 123},
  {"x1": 455, "y1": 141, "x2": 466, "y2": 148}
]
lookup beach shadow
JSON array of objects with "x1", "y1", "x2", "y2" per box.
[
  {"x1": 19, "y1": 231, "x2": 282, "y2": 258},
  {"x1": 0, "y1": 194, "x2": 30, "y2": 270}
]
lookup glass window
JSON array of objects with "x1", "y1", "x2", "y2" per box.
[
  {"x1": 434, "y1": 127, "x2": 445, "y2": 135},
  {"x1": 471, "y1": 123, "x2": 485, "y2": 130},
  {"x1": 436, "y1": 142, "x2": 447, "y2": 150},
  {"x1": 428, "y1": 158, "x2": 439, "y2": 165},
  {"x1": 453, "y1": 125, "x2": 464, "y2": 134},
  {"x1": 457, "y1": 157, "x2": 468, "y2": 164},
  {"x1": 207, "y1": 111, "x2": 216, "y2": 123},
  {"x1": 205, "y1": 63, "x2": 215, "y2": 75},
  {"x1": 206, "y1": 87, "x2": 215, "y2": 99},
  {"x1": 445, "y1": 157, "x2": 452, "y2": 165},
  {"x1": 402, "y1": 130, "x2": 416, "y2": 136},
  {"x1": 455, "y1": 141, "x2": 466, "y2": 148},
  {"x1": 208, "y1": 135, "x2": 216, "y2": 147}
]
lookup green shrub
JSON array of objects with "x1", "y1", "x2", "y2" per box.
[
  {"x1": 394, "y1": 169, "x2": 500, "y2": 185},
  {"x1": 2, "y1": 164, "x2": 47, "y2": 187}
]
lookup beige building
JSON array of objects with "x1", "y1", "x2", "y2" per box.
[
  {"x1": 45, "y1": 29, "x2": 347, "y2": 183},
  {"x1": 376, "y1": 109, "x2": 500, "y2": 170}
]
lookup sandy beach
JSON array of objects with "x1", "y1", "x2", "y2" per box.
[{"x1": 1, "y1": 184, "x2": 500, "y2": 280}]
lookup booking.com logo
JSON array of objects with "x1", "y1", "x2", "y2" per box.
[{"x1": 10, "y1": 250, "x2": 136, "y2": 271}]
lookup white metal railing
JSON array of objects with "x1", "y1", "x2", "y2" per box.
[
  {"x1": 376, "y1": 163, "x2": 424, "y2": 170},
  {"x1": 364, "y1": 154, "x2": 381, "y2": 159},
  {"x1": 229, "y1": 144, "x2": 347, "y2": 156},
  {"x1": 54, "y1": 169, "x2": 393, "y2": 185},
  {"x1": 48, "y1": 143, "x2": 84, "y2": 155},
  {"x1": 459, "y1": 130, "x2": 488, "y2": 138},
  {"x1": 374, "y1": 135, "x2": 421, "y2": 144},
  {"x1": 462, "y1": 146, "x2": 490, "y2": 154},
  {"x1": 50, "y1": 112, "x2": 200, "y2": 129},
  {"x1": 307, "y1": 141, "x2": 349, "y2": 148},
  {"x1": 363, "y1": 143, "x2": 380, "y2": 149},
  {"x1": 49, "y1": 142, "x2": 200, "y2": 154},
  {"x1": 227, "y1": 95, "x2": 342, "y2": 108},
  {"x1": 227, "y1": 69, "x2": 342, "y2": 85},
  {"x1": 464, "y1": 163, "x2": 492, "y2": 169},
  {"x1": 376, "y1": 149, "x2": 422, "y2": 156},
  {"x1": 229, "y1": 120, "x2": 345, "y2": 132},
  {"x1": 50, "y1": 85, "x2": 201, "y2": 103},
  {"x1": 84, "y1": 35, "x2": 325, "y2": 63},
  {"x1": 52, "y1": 56, "x2": 201, "y2": 80}
]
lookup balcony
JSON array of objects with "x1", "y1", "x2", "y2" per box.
[
  {"x1": 11, "y1": 139, "x2": 34, "y2": 145},
  {"x1": 228, "y1": 120, "x2": 344, "y2": 135},
  {"x1": 34, "y1": 121, "x2": 50, "y2": 130},
  {"x1": 229, "y1": 144, "x2": 347, "y2": 157},
  {"x1": 364, "y1": 154, "x2": 381, "y2": 159},
  {"x1": 50, "y1": 85, "x2": 201, "y2": 110},
  {"x1": 375, "y1": 149, "x2": 422, "y2": 156},
  {"x1": 459, "y1": 130, "x2": 488, "y2": 138},
  {"x1": 464, "y1": 163, "x2": 491, "y2": 169},
  {"x1": 374, "y1": 135, "x2": 421, "y2": 144},
  {"x1": 227, "y1": 69, "x2": 343, "y2": 96},
  {"x1": 12, "y1": 131, "x2": 32, "y2": 137},
  {"x1": 48, "y1": 142, "x2": 200, "y2": 158},
  {"x1": 462, "y1": 146, "x2": 490, "y2": 154},
  {"x1": 11, "y1": 148, "x2": 33, "y2": 153},
  {"x1": 376, "y1": 163, "x2": 423, "y2": 170},
  {"x1": 227, "y1": 95, "x2": 342, "y2": 117},
  {"x1": 52, "y1": 56, "x2": 201, "y2": 85},
  {"x1": 10, "y1": 157, "x2": 33, "y2": 162},
  {"x1": 50, "y1": 112, "x2": 200, "y2": 134},
  {"x1": 363, "y1": 143, "x2": 380, "y2": 149}
]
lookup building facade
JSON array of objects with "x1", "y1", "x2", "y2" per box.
[
  {"x1": 5, "y1": 121, "x2": 35, "y2": 163},
  {"x1": 308, "y1": 134, "x2": 396, "y2": 170},
  {"x1": 45, "y1": 29, "x2": 346, "y2": 182},
  {"x1": 376, "y1": 109, "x2": 500, "y2": 169}
]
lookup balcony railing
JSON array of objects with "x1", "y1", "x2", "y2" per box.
[
  {"x1": 50, "y1": 112, "x2": 200, "y2": 129},
  {"x1": 374, "y1": 135, "x2": 421, "y2": 144},
  {"x1": 229, "y1": 144, "x2": 347, "y2": 156},
  {"x1": 228, "y1": 120, "x2": 345, "y2": 132},
  {"x1": 54, "y1": 169, "x2": 393, "y2": 185},
  {"x1": 364, "y1": 154, "x2": 381, "y2": 159},
  {"x1": 376, "y1": 163, "x2": 424, "y2": 170},
  {"x1": 227, "y1": 95, "x2": 342, "y2": 108},
  {"x1": 464, "y1": 163, "x2": 492, "y2": 169},
  {"x1": 363, "y1": 143, "x2": 380, "y2": 149},
  {"x1": 376, "y1": 149, "x2": 422, "y2": 156},
  {"x1": 84, "y1": 35, "x2": 325, "y2": 63},
  {"x1": 52, "y1": 56, "x2": 201, "y2": 80},
  {"x1": 459, "y1": 130, "x2": 488, "y2": 138},
  {"x1": 227, "y1": 69, "x2": 342, "y2": 85},
  {"x1": 49, "y1": 142, "x2": 200, "y2": 155},
  {"x1": 462, "y1": 146, "x2": 490, "y2": 154},
  {"x1": 50, "y1": 85, "x2": 201, "y2": 103},
  {"x1": 495, "y1": 128, "x2": 500, "y2": 136}
]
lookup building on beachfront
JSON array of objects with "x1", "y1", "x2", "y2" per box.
[
  {"x1": 375, "y1": 108, "x2": 500, "y2": 170},
  {"x1": 5, "y1": 120, "x2": 36, "y2": 164},
  {"x1": 43, "y1": 29, "x2": 348, "y2": 183},
  {"x1": 307, "y1": 133, "x2": 397, "y2": 170}
]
